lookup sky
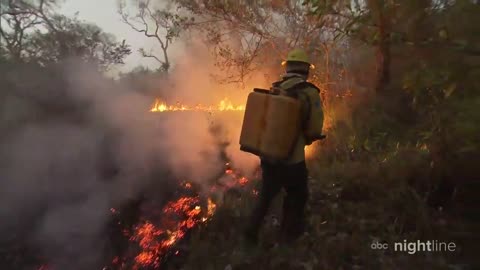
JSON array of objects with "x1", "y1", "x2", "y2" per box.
[{"x1": 59, "y1": 0, "x2": 182, "y2": 73}]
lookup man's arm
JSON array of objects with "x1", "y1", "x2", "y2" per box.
[{"x1": 302, "y1": 87, "x2": 325, "y2": 145}]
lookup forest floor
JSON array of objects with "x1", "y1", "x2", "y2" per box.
[{"x1": 177, "y1": 172, "x2": 479, "y2": 270}]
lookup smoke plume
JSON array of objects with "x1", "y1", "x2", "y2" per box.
[{"x1": 0, "y1": 42, "x2": 264, "y2": 269}]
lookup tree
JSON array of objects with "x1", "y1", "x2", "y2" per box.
[
  {"x1": 25, "y1": 15, "x2": 132, "y2": 71},
  {"x1": 1, "y1": 0, "x2": 132, "y2": 71},
  {"x1": 301, "y1": 0, "x2": 391, "y2": 93},
  {"x1": 305, "y1": 0, "x2": 480, "y2": 93},
  {"x1": 168, "y1": 1, "x2": 346, "y2": 90},
  {"x1": 0, "y1": 0, "x2": 59, "y2": 60},
  {"x1": 118, "y1": 0, "x2": 191, "y2": 73}
]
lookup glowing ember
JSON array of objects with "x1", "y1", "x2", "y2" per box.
[
  {"x1": 207, "y1": 198, "x2": 216, "y2": 216},
  {"x1": 107, "y1": 163, "x2": 253, "y2": 270},
  {"x1": 221, "y1": 167, "x2": 251, "y2": 189},
  {"x1": 238, "y1": 177, "x2": 248, "y2": 186},
  {"x1": 150, "y1": 98, "x2": 245, "y2": 112},
  {"x1": 127, "y1": 194, "x2": 218, "y2": 269},
  {"x1": 128, "y1": 196, "x2": 203, "y2": 269}
]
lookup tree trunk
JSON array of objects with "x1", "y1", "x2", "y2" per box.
[
  {"x1": 375, "y1": 19, "x2": 390, "y2": 93},
  {"x1": 369, "y1": 0, "x2": 391, "y2": 93}
]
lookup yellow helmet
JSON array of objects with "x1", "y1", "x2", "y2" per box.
[
  {"x1": 282, "y1": 48, "x2": 315, "y2": 69},
  {"x1": 286, "y1": 48, "x2": 310, "y2": 64}
]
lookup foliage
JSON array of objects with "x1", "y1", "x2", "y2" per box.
[
  {"x1": 25, "y1": 15, "x2": 131, "y2": 70},
  {"x1": 118, "y1": 0, "x2": 192, "y2": 72},
  {"x1": 0, "y1": 0, "x2": 131, "y2": 71},
  {"x1": 175, "y1": 1, "x2": 479, "y2": 268},
  {"x1": 172, "y1": 0, "x2": 341, "y2": 84},
  {"x1": 0, "y1": 0, "x2": 478, "y2": 268}
]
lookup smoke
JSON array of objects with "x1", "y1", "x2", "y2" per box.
[
  {"x1": 0, "y1": 41, "x2": 264, "y2": 269},
  {"x1": 158, "y1": 40, "x2": 264, "y2": 180},
  {"x1": 0, "y1": 60, "x2": 169, "y2": 269}
]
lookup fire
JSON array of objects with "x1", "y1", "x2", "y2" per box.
[
  {"x1": 150, "y1": 98, "x2": 245, "y2": 112},
  {"x1": 238, "y1": 177, "x2": 248, "y2": 186},
  {"x1": 37, "y1": 165, "x2": 254, "y2": 270},
  {"x1": 128, "y1": 196, "x2": 205, "y2": 269},
  {"x1": 120, "y1": 163, "x2": 252, "y2": 269},
  {"x1": 207, "y1": 198, "x2": 216, "y2": 216}
]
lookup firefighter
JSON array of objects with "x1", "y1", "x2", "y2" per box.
[{"x1": 244, "y1": 48, "x2": 325, "y2": 244}]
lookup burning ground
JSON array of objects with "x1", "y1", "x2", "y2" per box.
[
  {"x1": 0, "y1": 58, "x2": 259, "y2": 270},
  {"x1": 1, "y1": 65, "x2": 478, "y2": 270},
  {"x1": 104, "y1": 162, "x2": 254, "y2": 270}
]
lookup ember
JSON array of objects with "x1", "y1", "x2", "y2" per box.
[
  {"x1": 113, "y1": 164, "x2": 252, "y2": 270},
  {"x1": 128, "y1": 196, "x2": 204, "y2": 269},
  {"x1": 32, "y1": 131, "x2": 255, "y2": 270},
  {"x1": 238, "y1": 177, "x2": 249, "y2": 186}
]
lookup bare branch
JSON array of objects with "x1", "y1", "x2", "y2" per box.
[
  {"x1": 117, "y1": 0, "x2": 187, "y2": 72},
  {"x1": 139, "y1": 48, "x2": 164, "y2": 64}
]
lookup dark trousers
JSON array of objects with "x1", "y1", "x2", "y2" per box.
[{"x1": 246, "y1": 160, "x2": 309, "y2": 241}]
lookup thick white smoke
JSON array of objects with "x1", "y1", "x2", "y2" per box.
[
  {"x1": 0, "y1": 60, "x2": 171, "y2": 269},
  {"x1": 0, "y1": 41, "x2": 266, "y2": 268}
]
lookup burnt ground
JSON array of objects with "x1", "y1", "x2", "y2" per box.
[{"x1": 1, "y1": 169, "x2": 478, "y2": 270}]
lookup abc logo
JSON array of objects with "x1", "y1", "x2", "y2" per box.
[{"x1": 371, "y1": 241, "x2": 389, "y2": 250}]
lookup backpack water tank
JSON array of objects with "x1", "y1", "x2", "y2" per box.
[{"x1": 239, "y1": 89, "x2": 301, "y2": 160}]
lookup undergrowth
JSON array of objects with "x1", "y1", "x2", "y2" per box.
[{"x1": 178, "y1": 91, "x2": 479, "y2": 270}]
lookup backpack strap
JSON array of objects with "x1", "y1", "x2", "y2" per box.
[
  {"x1": 283, "y1": 81, "x2": 320, "y2": 125},
  {"x1": 270, "y1": 77, "x2": 289, "y2": 94},
  {"x1": 284, "y1": 81, "x2": 320, "y2": 95}
]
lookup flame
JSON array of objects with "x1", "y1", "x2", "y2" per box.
[
  {"x1": 238, "y1": 177, "x2": 248, "y2": 186},
  {"x1": 129, "y1": 196, "x2": 204, "y2": 269},
  {"x1": 38, "y1": 164, "x2": 253, "y2": 270},
  {"x1": 121, "y1": 163, "x2": 251, "y2": 269},
  {"x1": 150, "y1": 98, "x2": 245, "y2": 112},
  {"x1": 207, "y1": 198, "x2": 216, "y2": 216}
]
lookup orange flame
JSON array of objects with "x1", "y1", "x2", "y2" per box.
[
  {"x1": 207, "y1": 198, "x2": 216, "y2": 216},
  {"x1": 129, "y1": 196, "x2": 205, "y2": 269},
  {"x1": 150, "y1": 98, "x2": 245, "y2": 112},
  {"x1": 112, "y1": 165, "x2": 252, "y2": 269}
]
